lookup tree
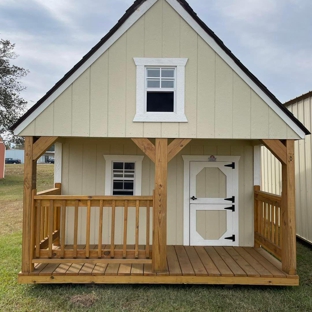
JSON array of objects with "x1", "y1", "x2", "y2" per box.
[{"x1": 0, "y1": 39, "x2": 28, "y2": 145}]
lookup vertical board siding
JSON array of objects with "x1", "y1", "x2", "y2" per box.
[
  {"x1": 63, "y1": 138, "x2": 254, "y2": 246},
  {"x1": 262, "y1": 96, "x2": 312, "y2": 244},
  {"x1": 19, "y1": 0, "x2": 300, "y2": 140},
  {"x1": 90, "y1": 52, "x2": 109, "y2": 137}
]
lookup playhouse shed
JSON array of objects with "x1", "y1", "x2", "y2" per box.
[{"x1": 11, "y1": 0, "x2": 309, "y2": 286}]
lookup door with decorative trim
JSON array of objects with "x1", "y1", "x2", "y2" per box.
[{"x1": 189, "y1": 160, "x2": 239, "y2": 246}]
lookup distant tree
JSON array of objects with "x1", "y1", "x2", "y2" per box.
[{"x1": 0, "y1": 39, "x2": 28, "y2": 144}]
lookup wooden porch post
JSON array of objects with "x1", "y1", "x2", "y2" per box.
[
  {"x1": 22, "y1": 137, "x2": 37, "y2": 273},
  {"x1": 153, "y1": 138, "x2": 168, "y2": 272},
  {"x1": 281, "y1": 140, "x2": 296, "y2": 275}
]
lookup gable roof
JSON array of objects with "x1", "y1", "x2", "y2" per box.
[{"x1": 11, "y1": 0, "x2": 310, "y2": 136}]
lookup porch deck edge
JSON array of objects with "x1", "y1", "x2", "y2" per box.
[{"x1": 18, "y1": 273, "x2": 299, "y2": 286}]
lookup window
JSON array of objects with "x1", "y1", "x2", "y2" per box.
[
  {"x1": 133, "y1": 58, "x2": 188, "y2": 122},
  {"x1": 112, "y1": 162, "x2": 135, "y2": 195},
  {"x1": 146, "y1": 67, "x2": 175, "y2": 112},
  {"x1": 104, "y1": 155, "x2": 144, "y2": 196}
]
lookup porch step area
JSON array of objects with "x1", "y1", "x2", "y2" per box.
[{"x1": 18, "y1": 246, "x2": 299, "y2": 286}]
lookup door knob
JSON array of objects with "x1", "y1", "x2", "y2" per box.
[{"x1": 191, "y1": 196, "x2": 197, "y2": 200}]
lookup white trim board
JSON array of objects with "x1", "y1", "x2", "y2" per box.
[
  {"x1": 15, "y1": 0, "x2": 305, "y2": 138},
  {"x1": 54, "y1": 142, "x2": 63, "y2": 184},
  {"x1": 182, "y1": 155, "x2": 240, "y2": 246},
  {"x1": 14, "y1": 0, "x2": 158, "y2": 135}
]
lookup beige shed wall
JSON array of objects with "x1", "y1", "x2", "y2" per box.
[
  {"x1": 62, "y1": 138, "x2": 254, "y2": 247},
  {"x1": 261, "y1": 96, "x2": 312, "y2": 244},
  {"x1": 19, "y1": 0, "x2": 300, "y2": 140}
]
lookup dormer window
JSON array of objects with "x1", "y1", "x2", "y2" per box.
[{"x1": 133, "y1": 58, "x2": 188, "y2": 122}]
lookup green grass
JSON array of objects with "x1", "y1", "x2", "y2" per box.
[{"x1": 0, "y1": 165, "x2": 312, "y2": 311}]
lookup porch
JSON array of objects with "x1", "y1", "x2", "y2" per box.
[
  {"x1": 19, "y1": 137, "x2": 298, "y2": 286},
  {"x1": 18, "y1": 245, "x2": 298, "y2": 286}
]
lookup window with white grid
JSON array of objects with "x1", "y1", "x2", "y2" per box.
[
  {"x1": 112, "y1": 162, "x2": 135, "y2": 195},
  {"x1": 104, "y1": 155, "x2": 144, "y2": 196}
]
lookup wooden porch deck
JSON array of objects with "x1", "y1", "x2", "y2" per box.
[{"x1": 18, "y1": 246, "x2": 299, "y2": 286}]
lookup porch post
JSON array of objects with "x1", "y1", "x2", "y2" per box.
[
  {"x1": 281, "y1": 139, "x2": 296, "y2": 275},
  {"x1": 22, "y1": 137, "x2": 37, "y2": 273},
  {"x1": 152, "y1": 138, "x2": 168, "y2": 272}
]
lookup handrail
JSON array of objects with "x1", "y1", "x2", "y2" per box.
[
  {"x1": 31, "y1": 194, "x2": 153, "y2": 264},
  {"x1": 254, "y1": 186, "x2": 282, "y2": 260}
]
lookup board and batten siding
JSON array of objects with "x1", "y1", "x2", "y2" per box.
[
  {"x1": 261, "y1": 95, "x2": 312, "y2": 244},
  {"x1": 19, "y1": 0, "x2": 299, "y2": 140},
  {"x1": 62, "y1": 138, "x2": 254, "y2": 246}
]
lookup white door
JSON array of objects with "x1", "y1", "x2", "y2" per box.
[{"x1": 189, "y1": 161, "x2": 239, "y2": 246}]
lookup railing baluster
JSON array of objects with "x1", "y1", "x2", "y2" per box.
[
  {"x1": 48, "y1": 200, "x2": 54, "y2": 258},
  {"x1": 271, "y1": 205, "x2": 274, "y2": 243},
  {"x1": 135, "y1": 200, "x2": 139, "y2": 259},
  {"x1": 123, "y1": 200, "x2": 128, "y2": 259},
  {"x1": 61, "y1": 200, "x2": 66, "y2": 258},
  {"x1": 110, "y1": 201, "x2": 116, "y2": 258},
  {"x1": 36, "y1": 200, "x2": 41, "y2": 258},
  {"x1": 98, "y1": 200, "x2": 103, "y2": 258},
  {"x1": 44, "y1": 206, "x2": 48, "y2": 239},
  {"x1": 146, "y1": 202, "x2": 151, "y2": 258},
  {"x1": 73, "y1": 201, "x2": 79, "y2": 258},
  {"x1": 86, "y1": 200, "x2": 91, "y2": 258}
]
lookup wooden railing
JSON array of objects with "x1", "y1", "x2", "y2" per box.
[
  {"x1": 31, "y1": 192, "x2": 153, "y2": 264},
  {"x1": 254, "y1": 185, "x2": 282, "y2": 259}
]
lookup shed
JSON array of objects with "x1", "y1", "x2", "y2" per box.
[
  {"x1": 262, "y1": 91, "x2": 312, "y2": 245},
  {"x1": 11, "y1": 0, "x2": 310, "y2": 286}
]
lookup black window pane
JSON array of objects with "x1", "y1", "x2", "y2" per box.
[
  {"x1": 147, "y1": 92, "x2": 174, "y2": 112},
  {"x1": 113, "y1": 181, "x2": 123, "y2": 190},
  {"x1": 124, "y1": 181, "x2": 134, "y2": 190},
  {"x1": 113, "y1": 162, "x2": 123, "y2": 170},
  {"x1": 113, "y1": 190, "x2": 134, "y2": 196},
  {"x1": 125, "y1": 163, "x2": 135, "y2": 170}
]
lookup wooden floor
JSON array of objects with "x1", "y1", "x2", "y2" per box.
[{"x1": 18, "y1": 246, "x2": 299, "y2": 286}]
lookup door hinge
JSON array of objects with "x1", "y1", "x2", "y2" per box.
[
  {"x1": 225, "y1": 235, "x2": 235, "y2": 242},
  {"x1": 225, "y1": 162, "x2": 235, "y2": 169},
  {"x1": 224, "y1": 205, "x2": 235, "y2": 212},
  {"x1": 225, "y1": 196, "x2": 235, "y2": 203}
]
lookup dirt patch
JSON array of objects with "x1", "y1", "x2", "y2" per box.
[
  {"x1": 70, "y1": 293, "x2": 98, "y2": 308},
  {"x1": 0, "y1": 200, "x2": 23, "y2": 235}
]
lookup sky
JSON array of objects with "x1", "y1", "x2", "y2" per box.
[{"x1": 1, "y1": 0, "x2": 312, "y2": 109}]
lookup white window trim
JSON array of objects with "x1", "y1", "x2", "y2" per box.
[
  {"x1": 103, "y1": 155, "x2": 144, "y2": 195},
  {"x1": 133, "y1": 58, "x2": 188, "y2": 122}
]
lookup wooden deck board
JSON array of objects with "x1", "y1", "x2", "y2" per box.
[
  {"x1": 175, "y1": 246, "x2": 194, "y2": 276},
  {"x1": 225, "y1": 247, "x2": 260, "y2": 277},
  {"x1": 235, "y1": 248, "x2": 272, "y2": 277},
  {"x1": 195, "y1": 247, "x2": 220, "y2": 276},
  {"x1": 167, "y1": 246, "x2": 182, "y2": 276},
  {"x1": 244, "y1": 248, "x2": 286, "y2": 278},
  {"x1": 20, "y1": 246, "x2": 298, "y2": 286},
  {"x1": 204, "y1": 247, "x2": 233, "y2": 277},
  {"x1": 185, "y1": 246, "x2": 207, "y2": 276}
]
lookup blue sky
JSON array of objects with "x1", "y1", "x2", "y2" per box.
[{"x1": 1, "y1": 0, "x2": 312, "y2": 108}]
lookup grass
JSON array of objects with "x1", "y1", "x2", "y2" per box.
[{"x1": 0, "y1": 165, "x2": 312, "y2": 311}]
